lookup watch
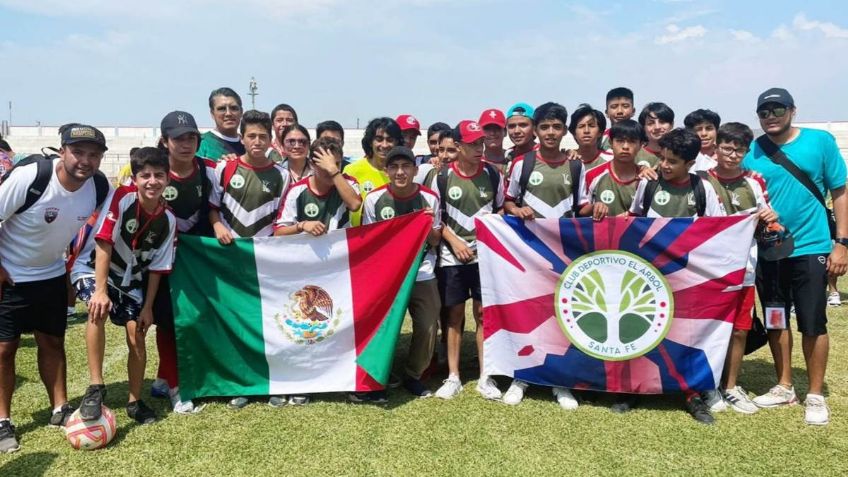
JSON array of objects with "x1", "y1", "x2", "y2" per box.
[{"x1": 835, "y1": 238, "x2": 848, "y2": 247}]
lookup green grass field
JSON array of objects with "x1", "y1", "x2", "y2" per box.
[{"x1": 2, "y1": 300, "x2": 848, "y2": 477}]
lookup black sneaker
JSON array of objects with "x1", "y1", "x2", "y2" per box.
[
  {"x1": 611, "y1": 394, "x2": 640, "y2": 414},
  {"x1": 348, "y1": 390, "x2": 388, "y2": 404},
  {"x1": 126, "y1": 400, "x2": 157, "y2": 425},
  {"x1": 0, "y1": 420, "x2": 20, "y2": 454},
  {"x1": 685, "y1": 396, "x2": 715, "y2": 425},
  {"x1": 402, "y1": 377, "x2": 433, "y2": 398},
  {"x1": 48, "y1": 403, "x2": 76, "y2": 427},
  {"x1": 79, "y1": 384, "x2": 106, "y2": 421}
]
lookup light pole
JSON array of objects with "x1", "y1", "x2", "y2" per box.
[{"x1": 249, "y1": 77, "x2": 258, "y2": 110}]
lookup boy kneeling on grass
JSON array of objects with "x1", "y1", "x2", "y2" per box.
[
  {"x1": 629, "y1": 128, "x2": 726, "y2": 425},
  {"x1": 73, "y1": 147, "x2": 177, "y2": 425}
]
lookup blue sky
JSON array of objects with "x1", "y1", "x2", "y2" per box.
[{"x1": 1, "y1": 0, "x2": 846, "y2": 128}]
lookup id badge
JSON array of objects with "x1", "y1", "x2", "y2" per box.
[{"x1": 764, "y1": 305, "x2": 788, "y2": 330}]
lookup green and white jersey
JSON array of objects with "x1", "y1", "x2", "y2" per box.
[
  {"x1": 581, "y1": 150, "x2": 612, "y2": 171},
  {"x1": 505, "y1": 152, "x2": 588, "y2": 218},
  {"x1": 197, "y1": 131, "x2": 245, "y2": 162},
  {"x1": 165, "y1": 158, "x2": 216, "y2": 234},
  {"x1": 635, "y1": 147, "x2": 660, "y2": 169},
  {"x1": 703, "y1": 170, "x2": 768, "y2": 216},
  {"x1": 584, "y1": 161, "x2": 640, "y2": 216},
  {"x1": 274, "y1": 176, "x2": 360, "y2": 231},
  {"x1": 71, "y1": 186, "x2": 177, "y2": 302},
  {"x1": 428, "y1": 162, "x2": 505, "y2": 267},
  {"x1": 209, "y1": 159, "x2": 290, "y2": 238},
  {"x1": 630, "y1": 175, "x2": 725, "y2": 218},
  {"x1": 362, "y1": 184, "x2": 440, "y2": 281}
]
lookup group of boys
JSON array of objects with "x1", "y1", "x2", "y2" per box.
[{"x1": 1, "y1": 84, "x2": 844, "y2": 453}]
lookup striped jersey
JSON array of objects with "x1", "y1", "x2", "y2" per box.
[
  {"x1": 428, "y1": 162, "x2": 505, "y2": 267},
  {"x1": 275, "y1": 176, "x2": 360, "y2": 231},
  {"x1": 584, "y1": 161, "x2": 640, "y2": 216},
  {"x1": 580, "y1": 150, "x2": 613, "y2": 170},
  {"x1": 197, "y1": 131, "x2": 245, "y2": 161},
  {"x1": 505, "y1": 153, "x2": 588, "y2": 218},
  {"x1": 362, "y1": 184, "x2": 441, "y2": 281},
  {"x1": 635, "y1": 147, "x2": 661, "y2": 168},
  {"x1": 630, "y1": 176, "x2": 725, "y2": 218},
  {"x1": 71, "y1": 186, "x2": 177, "y2": 301},
  {"x1": 209, "y1": 159, "x2": 290, "y2": 238},
  {"x1": 164, "y1": 158, "x2": 216, "y2": 234}
]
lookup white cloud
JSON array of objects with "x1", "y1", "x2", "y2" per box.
[
  {"x1": 771, "y1": 25, "x2": 795, "y2": 41},
  {"x1": 793, "y1": 13, "x2": 848, "y2": 39},
  {"x1": 730, "y1": 29, "x2": 759, "y2": 42},
  {"x1": 654, "y1": 24, "x2": 707, "y2": 44}
]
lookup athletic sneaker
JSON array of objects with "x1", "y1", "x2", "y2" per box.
[
  {"x1": 66, "y1": 306, "x2": 76, "y2": 318},
  {"x1": 502, "y1": 380, "x2": 528, "y2": 406},
  {"x1": 288, "y1": 395, "x2": 310, "y2": 406},
  {"x1": 348, "y1": 391, "x2": 388, "y2": 403},
  {"x1": 804, "y1": 394, "x2": 830, "y2": 425},
  {"x1": 170, "y1": 389, "x2": 204, "y2": 414},
  {"x1": 701, "y1": 389, "x2": 728, "y2": 412},
  {"x1": 685, "y1": 396, "x2": 715, "y2": 425},
  {"x1": 387, "y1": 373, "x2": 402, "y2": 389},
  {"x1": 475, "y1": 376, "x2": 502, "y2": 400},
  {"x1": 228, "y1": 396, "x2": 249, "y2": 409},
  {"x1": 150, "y1": 378, "x2": 169, "y2": 399},
  {"x1": 126, "y1": 400, "x2": 157, "y2": 425},
  {"x1": 611, "y1": 394, "x2": 640, "y2": 414},
  {"x1": 0, "y1": 420, "x2": 19, "y2": 454},
  {"x1": 723, "y1": 386, "x2": 759, "y2": 414},
  {"x1": 48, "y1": 403, "x2": 76, "y2": 427},
  {"x1": 753, "y1": 384, "x2": 798, "y2": 408},
  {"x1": 402, "y1": 377, "x2": 433, "y2": 398},
  {"x1": 79, "y1": 384, "x2": 106, "y2": 420},
  {"x1": 827, "y1": 291, "x2": 841, "y2": 307},
  {"x1": 552, "y1": 387, "x2": 578, "y2": 410},
  {"x1": 435, "y1": 376, "x2": 463, "y2": 400},
  {"x1": 268, "y1": 395, "x2": 288, "y2": 408}
]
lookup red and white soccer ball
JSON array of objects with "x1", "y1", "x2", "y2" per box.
[{"x1": 64, "y1": 406, "x2": 117, "y2": 450}]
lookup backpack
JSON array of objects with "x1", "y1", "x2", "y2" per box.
[
  {"x1": 436, "y1": 162, "x2": 501, "y2": 221},
  {"x1": 0, "y1": 148, "x2": 109, "y2": 215},
  {"x1": 515, "y1": 151, "x2": 583, "y2": 217},
  {"x1": 640, "y1": 173, "x2": 706, "y2": 217}
]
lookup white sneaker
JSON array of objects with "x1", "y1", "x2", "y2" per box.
[
  {"x1": 66, "y1": 306, "x2": 76, "y2": 318},
  {"x1": 827, "y1": 291, "x2": 841, "y2": 307},
  {"x1": 502, "y1": 380, "x2": 528, "y2": 405},
  {"x1": 435, "y1": 376, "x2": 463, "y2": 400},
  {"x1": 170, "y1": 388, "x2": 204, "y2": 414},
  {"x1": 701, "y1": 389, "x2": 728, "y2": 412},
  {"x1": 475, "y1": 376, "x2": 502, "y2": 400},
  {"x1": 753, "y1": 384, "x2": 798, "y2": 408},
  {"x1": 552, "y1": 387, "x2": 578, "y2": 410},
  {"x1": 804, "y1": 394, "x2": 829, "y2": 425},
  {"x1": 723, "y1": 386, "x2": 759, "y2": 414}
]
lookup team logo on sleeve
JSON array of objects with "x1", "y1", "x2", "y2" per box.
[
  {"x1": 162, "y1": 186, "x2": 178, "y2": 201},
  {"x1": 125, "y1": 218, "x2": 139, "y2": 234},
  {"x1": 528, "y1": 171, "x2": 544, "y2": 186},
  {"x1": 654, "y1": 190, "x2": 671, "y2": 206},
  {"x1": 448, "y1": 186, "x2": 463, "y2": 200},
  {"x1": 230, "y1": 174, "x2": 246, "y2": 189},
  {"x1": 380, "y1": 206, "x2": 396, "y2": 220},
  {"x1": 600, "y1": 190, "x2": 615, "y2": 204},
  {"x1": 304, "y1": 203, "x2": 320, "y2": 218},
  {"x1": 44, "y1": 207, "x2": 59, "y2": 223},
  {"x1": 363, "y1": 181, "x2": 375, "y2": 193},
  {"x1": 275, "y1": 285, "x2": 342, "y2": 345},
  {"x1": 556, "y1": 251, "x2": 673, "y2": 361}
]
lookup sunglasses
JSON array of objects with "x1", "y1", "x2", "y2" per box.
[
  {"x1": 285, "y1": 138, "x2": 309, "y2": 147},
  {"x1": 757, "y1": 107, "x2": 788, "y2": 119}
]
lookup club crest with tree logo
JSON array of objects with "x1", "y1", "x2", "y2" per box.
[{"x1": 555, "y1": 250, "x2": 673, "y2": 361}]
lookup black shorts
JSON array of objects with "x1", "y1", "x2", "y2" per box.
[
  {"x1": 756, "y1": 254, "x2": 828, "y2": 336},
  {"x1": 0, "y1": 274, "x2": 68, "y2": 342},
  {"x1": 437, "y1": 264, "x2": 482, "y2": 308},
  {"x1": 74, "y1": 277, "x2": 142, "y2": 326},
  {"x1": 152, "y1": 275, "x2": 174, "y2": 331}
]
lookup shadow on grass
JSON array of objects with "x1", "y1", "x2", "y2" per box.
[
  {"x1": 0, "y1": 451, "x2": 57, "y2": 477},
  {"x1": 738, "y1": 358, "x2": 829, "y2": 397}
]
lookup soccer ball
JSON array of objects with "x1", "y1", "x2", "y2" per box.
[{"x1": 64, "y1": 406, "x2": 117, "y2": 450}]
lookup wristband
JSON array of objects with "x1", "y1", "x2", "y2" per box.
[{"x1": 835, "y1": 238, "x2": 848, "y2": 247}]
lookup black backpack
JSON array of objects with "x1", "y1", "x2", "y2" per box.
[
  {"x1": 0, "y1": 148, "x2": 109, "y2": 215},
  {"x1": 640, "y1": 173, "x2": 706, "y2": 217},
  {"x1": 514, "y1": 151, "x2": 583, "y2": 217}
]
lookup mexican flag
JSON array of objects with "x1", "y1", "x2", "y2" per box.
[{"x1": 170, "y1": 212, "x2": 432, "y2": 400}]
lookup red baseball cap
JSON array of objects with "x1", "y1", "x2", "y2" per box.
[
  {"x1": 396, "y1": 114, "x2": 421, "y2": 135},
  {"x1": 478, "y1": 108, "x2": 506, "y2": 128},
  {"x1": 455, "y1": 120, "x2": 485, "y2": 144}
]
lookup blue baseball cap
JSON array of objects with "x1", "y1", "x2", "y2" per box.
[{"x1": 506, "y1": 102, "x2": 535, "y2": 122}]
